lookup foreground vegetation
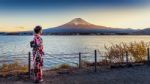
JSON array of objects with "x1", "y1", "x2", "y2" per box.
[
  {"x1": 0, "y1": 62, "x2": 28, "y2": 77},
  {"x1": 105, "y1": 41, "x2": 149, "y2": 62}
]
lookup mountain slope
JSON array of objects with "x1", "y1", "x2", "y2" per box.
[{"x1": 57, "y1": 18, "x2": 111, "y2": 29}]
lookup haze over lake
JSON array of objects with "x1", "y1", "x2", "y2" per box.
[{"x1": 0, "y1": 35, "x2": 150, "y2": 68}]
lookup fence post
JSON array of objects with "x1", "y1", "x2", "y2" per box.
[
  {"x1": 126, "y1": 51, "x2": 129, "y2": 66},
  {"x1": 79, "y1": 52, "x2": 81, "y2": 68},
  {"x1": 147, "y1": 48, "x2": 150, "y2": 65},
  {"x1": 28, "y1": 52, "x2": 31, "y2": 78},
  {"x1": 94, "y1": 50, "x2": 97, "y2": 72}
]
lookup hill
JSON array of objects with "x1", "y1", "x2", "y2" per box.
[{"x1": 132, "y1": 28, "x2": 150, "y2": 35}]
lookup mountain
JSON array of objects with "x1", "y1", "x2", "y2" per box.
[
  {"x1": 3, "y1": 18, "x2": 138, "y2": 35},
  {"x1": 56, "y1": 18, "x2": 111, "y2": 29},
  {"x1": 132, "y1": 28, "x2": 150, "y2": 35},
  {"x1": 44, "y1": 18, "x2": 137, "y2": 35}
]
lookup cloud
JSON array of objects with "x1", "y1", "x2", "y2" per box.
[{"x1": 16, "y1": 26, "x2": 25, "y2": 29}]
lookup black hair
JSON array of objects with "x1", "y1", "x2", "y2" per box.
[{"x1": 34, "y1": 26, "x2": 42, "y2": 34}]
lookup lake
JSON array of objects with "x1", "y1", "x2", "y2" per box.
[{"x1": 0, "y1": 35, "x2": 150, "y2": 68}]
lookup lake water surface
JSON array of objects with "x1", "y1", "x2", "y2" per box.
[{"x1": 0, "y1": 35, "x2": 150, "y2": 68}]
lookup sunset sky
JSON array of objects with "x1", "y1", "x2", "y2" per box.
[{"x1": 0, "y1": 0, "x2": 150, "y2": 32}]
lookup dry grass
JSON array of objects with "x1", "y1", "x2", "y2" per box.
[
  {"x1": 81, "y1": 60, "x2": 110, "y2": 67},
  {"x1": 105, "y1": 41, "x2": 149, "y2": 63},
  {"x1": 50, "y1": 64, "x2": 73, "y2": 71},
  {"x1": 0, "y1": 62, "x2": 28, "y2": 77},
  {"x1": 49, "y1": 64, "x2": 76, "y2": 74}
]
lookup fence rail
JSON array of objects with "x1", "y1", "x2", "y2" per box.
[{"x1": 0, "y1": 48, "x2": 150, "y2": 78}]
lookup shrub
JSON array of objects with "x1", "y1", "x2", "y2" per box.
[
  {"x1": 105, "y1": 41, "x2": 149, "y2": 63},
  {"x1": 128, "y1": 41, "x2": 148, "y2": 62}
]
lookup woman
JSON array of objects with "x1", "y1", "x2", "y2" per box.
[{"x1": 30, "y1": 26, "x2": 44, "y2": 82}]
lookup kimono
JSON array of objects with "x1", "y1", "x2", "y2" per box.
[{"x1": 32, "y1": 34, "x2": 44, "y2": 80}]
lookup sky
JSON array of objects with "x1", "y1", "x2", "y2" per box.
[{"x1": 0, "y1": 0, "x2": 150, "y2": 32}]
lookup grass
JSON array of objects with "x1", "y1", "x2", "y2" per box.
[
  {"x1": 50, "y1": 64, "x2": 73, "y2": 71},
  {"x1": 0, "y1": 62, "x2": 28, "y2": 77},
  {"x1": 0, "y1": 62, "x2": 73, "y2": 77},
  {"x1": 49, "y1": 64, "x2": 76, "y2": 74},
  {"x1": 105, "y1": 41, "x2": 149, "y2": 63}
]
